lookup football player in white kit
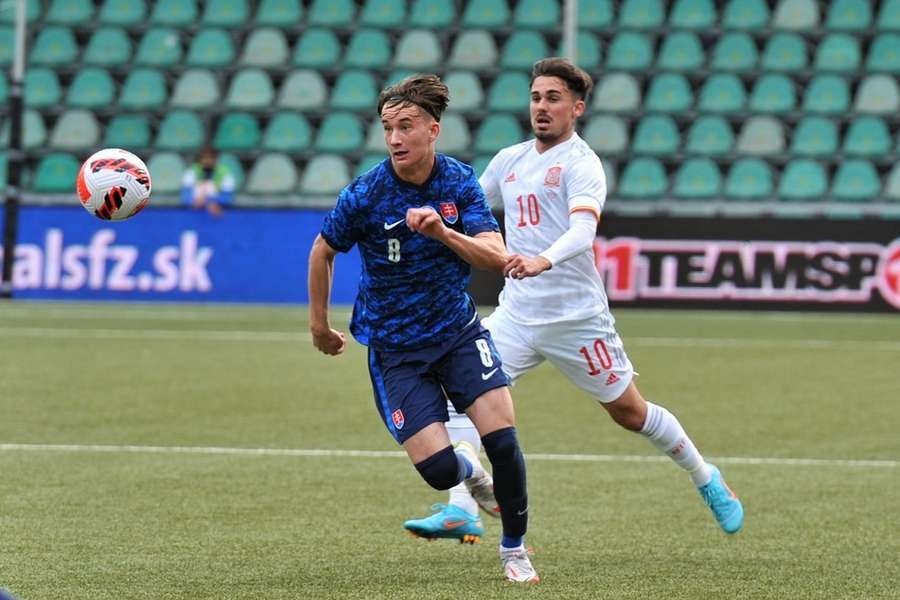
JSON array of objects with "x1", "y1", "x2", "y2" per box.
[{"x1": 404, "y1": 58, "x2": 744, "y2": 544}]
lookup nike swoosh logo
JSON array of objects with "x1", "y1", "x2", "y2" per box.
[
  {"x1": 481, "y1": 368, "x2": 499, "y2": 380},
  {"x1": 384, "y1": 218, "x2": 405, "y2": 230},
  {"x1": 516, "y1": 507, "x2": 528, "y2": 516},
  {"x1": 443, "y1": 519, "x2": 469, "y2": 529}
]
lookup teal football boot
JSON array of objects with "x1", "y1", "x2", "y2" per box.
[
  {"x1": 698, "y1": 464, "x2": 744, "y2": 534},
  {"x1": 404, "y1": 503, "x2": 484, "y2": 544}
]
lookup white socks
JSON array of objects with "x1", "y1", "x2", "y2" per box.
[
  {"x1": 448, "y1": 420, "x2": 483, "y2": 516},
  {"x1": 640, "y1": 402, "x2": 712, "y2": 487}
]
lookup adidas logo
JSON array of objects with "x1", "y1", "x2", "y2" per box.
[
  {"x1": 504, "y1": 172, "x2": 516, "y2": 183},
  {"x1": 605, "y1": 373, "x2": 619, "y2": 385}
]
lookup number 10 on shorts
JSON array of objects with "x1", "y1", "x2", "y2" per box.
[{"x1": 579, "y1": 339, "x2": 612, "y2": 376}]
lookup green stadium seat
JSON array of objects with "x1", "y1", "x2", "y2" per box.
[
  {"x1": 0, "y1": 0, "x2": 40, "y2": 23},
  {"x1": 293, "y1": 28, "x2": 341, "y2": 68},
  {"x1": 578, "y1": 0, "x2": 612, "y2": 29},
  {"x1": 47, "y1": 0, "x2": 93, "y2": 24},
  {"x1": 559, "y1": 31, "x2": 602, "y2": 71},
  {"x1": 145, "y1": 152, "x2": 186, "y2": 194},
  {"x1": 315, "y1": 112, "x2": 363, "y2": 152},
  {"x1": 33, "y1": 153, "x2": 80, "y2": 193},
  {"x1": 725, "y1": 158, "x2": 773, "y2": 199},
  {"x1": 710, "y1": 33, "x2": 758, "y2": 72},
  {"x1": 262, "y1": 113, "x2": 312, "y2": 152},
  {"x1": 155, "y1": 111, "x2": 205, "y2": 152},
  {"x1": 99, "y1": 0, "x2": 145, "y2": 25},
  {"x1": 256, "y1": 0, "x2": 302, "y2": 26},
  {"x1": 685, "y1": 116, "x2": 734, "y2": 156},
  {"x1": 843, "y1": 117, "x2": 891, "y2": 156},
  {"x1": 606, "y1": 32, "x2": 653, "y2": 71},
  {"x1": 245, "y1": 153, "x2": 298, "y2": 194},
  {"x1": 803, "y1": 75, "x2": 850, "y2": 114},
  {"x1": 331, "y1": 70, "x2": 377, "y2": 111},
  {"x1": 619, "y1": 0, "x2": 665, "y2": 29},
  {"x1": 135, "y1": 28, "x2": 183, "y2": 67},
  {"x1": 632, "y1": 115, "x2": 680, "y2": 155},
  {"x1": 410, "y1": 0, "x2": 456, "y2": 27},
  {"x1": 356, "y1": 154, "x2": 386, "y2": 177},
  {"x1": 394, "y1": 30, "x2": 441, "y2": 69},
  {"x1": 866, "y1": 34, "x2": 900, "y2": 72},
  {"x1": 603, "y1": 161, "x2": 616, "y2": 195},
  {"x1": 761, "y1": 33, "x2": 808, "y2": 72},
  {"x1": 772, "y1": 0, "x2": 820, "y2": 30},
  {"x1": 202, "y1": 0, "x2": 249, "y2": 27},
  {"x1": 0, "y1": 27, "x2": 13, "y2": 67},
  {"x1": 300, "y1": 155, "x2": 350, "y2": 196},
  {"x1": 225, "y1": 68, "x2": 274, "y2": 109},
  {"x1": 618, "y1": 157, "x2": 667, "y2": 198},
  {"x1": 673, "y1": 158, "x2": 722, "y2": 199},
  {"x1": 213, "y1": 112, "x2": 261, "y2": 151},
  {"x1": 171, "y1": 69, "x2": 220, "y2": 109},
  {"x1": 825, "y1": 0, "x2": 872, "y2": 31},
  {"x1": 878, "y1": 0, "x2": 900, "y2": 30},
  {"x1": 462, "y1": 0, "x2": 510, "y2": 29},
  {"x1": 0, "y1": 109, "x2": 45, "y2": 149},
  {"x1": 736, "y1": 116, "x2": 785, "y2": 155},
  {"x1": 83, "y1": 27, "x2": 131, "y2": 67},
  {"x1": 592, "y1": 73, "x2": 641, "y2": 112},
  {"x1": 360, "y1": 0, "x2": 405, "y2": 27},
  {"x1": 435, "y1": 113, "x2": 471, "y2": 154},
  {"x1": 749, "y1": 74, "x2": 796, "y2": 113},
  {"x1": 854, "y1": 75, "x2": 900, "y2": 113},
  {"x1": 119, "y1": 68, "x2": 167, "y2": 110},
  {"x1": 240, "y1": 28, "x2": 289, "y2": 67},
  {"x1": 471, "y1": 156, "x2": 492, "y2": 177},
  {"x1": 385, "y1": 70, "x2": 416, "y2": 86},
  {"x1": 365, "y1": 117, "x2": 385, "y2": 152},
  {"x1": 582, "y1": 115, "x2": 628, "y2": 155},
  {"x1": 217, "y1": 153, "x2": 245, "y2": 191},
  {"x1": 0, "y1": 72, "x2": 7, "y2": 103},
  {"x1": 30, "y1": 26, "x2": 77, "y2": 66},
  {"x1": 814, "y1": 34, "x2": 861, "y2": 72},
  {"x1": 722, "y1": 0, "x2": 769, "y2": 29},
  {"x1": 187, "y1": 29, "x2": 235, "y2": 68},
  {"x1": 644, "y1": 73, "x2": 693, "y2": 112},
  {"x1": 345, "y1": 29, "x2": 392, "y2": 69},
  {"x1": 790, "y1": 116, "x2": 837, "y2": 157},
  {"x1": 66, "y1": 67, "x2": 115, "y2": 109},
  {"x1": 698, "y1": 74, "x2": 746, "y2": 113},
  {"x1": 102, "y1": 114, "x2": 151, "y2": 149},
  {"x1": 448, "y1": 31, "x2": 498, "y2": 70},
  {"x1": 885, "y1": 164, "x2": 900, "y2": 200},
  {"x1": 669, "y1": 0, "x2": 715, "y2": 29},
  {"x1": 831, "y1": 159, "x2": 880, "y2": 201},
  {"x1": 24, "y1": 68, "x2": 61, "y2": 108},
  {"x1": 657, "y1": 32, "x2": 704, "y2": 71},
  {"x1": 443, "y1": 71, "x2": 484, "y2": 113},
  {"x1": 514, "y1": 0, "x2": 559, "y2": 29},
  {"x1": 277, "y1": 70, "x2": 327, "y2": 110},
  {"x1": 779, "y1": 159, "x2": 827, "y2": 200},
  {"x1": 488, "y1": 72, "x2": 530, "y2": 112},
  {"x1": 50, "y1": 109, "x2": 100, "y2": 151},
  {"x1": 308, "y1": 0, "x2": 355, "y2": 27},
  {"x1": 151, "y1": 0, "x2": 197, "y2": 26},
  {"x1": 474, "y1": 114, "x2": 523, "y2": 153},
  {"x1": 501, "y1": 31, "x2": 549, "y2": 70}
]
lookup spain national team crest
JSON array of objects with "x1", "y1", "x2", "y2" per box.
[
  {"x1": 544, "y1": 166, "x2": 562, "y2": 187},
  {"x1": 391, "y1": 408, "x2": 405, "y2": 430},
  {"x1": 439, "y1": 202, "x2": 459, "y2": 225}
]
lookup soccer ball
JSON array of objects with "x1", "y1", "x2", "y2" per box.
[{"x1": 76, "y1": 148, "x2": 152, "y2": 221}]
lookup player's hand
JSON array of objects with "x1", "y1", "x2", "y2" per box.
[
  {"x1": 406, "y1": 207, "x2": 446, "y2": 241},
  {"x1": 311, "y1": 326, "x2": 346, "y2": 355},
  {"x1": 504, "y1": 254, "x2": 552, "y2": 279}
]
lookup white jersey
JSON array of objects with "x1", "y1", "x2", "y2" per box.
[{"x1": 480, "y1": 133, "x2": 610, "y2": 325}]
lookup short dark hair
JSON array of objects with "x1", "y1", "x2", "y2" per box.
[
  {"x1": 531, "y1": 57, "x2": 593, "y2": 101},
  {"x1": 377, "y1": 74, "x2": 449, "y2": 122}
]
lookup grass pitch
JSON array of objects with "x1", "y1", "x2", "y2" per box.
[{"x1": 1, "y1": 302, "x2": 898, "y2": 599}]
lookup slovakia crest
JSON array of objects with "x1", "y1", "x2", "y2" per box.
[
  {"x1": 544, "y1": 166, "x2": 562, "y2": 187},
  {"x1": 439, "y1": 202, "x2": 459, "y2": 225},
  {"x1": 391, "y1": 409, "x2": 405, "y2": 430}
]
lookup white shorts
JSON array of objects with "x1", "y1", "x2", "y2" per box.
[{"x1": 481, "y1": 305, "x2": 635, "y2": 404}]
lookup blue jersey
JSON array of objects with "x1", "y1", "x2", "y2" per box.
[{"x1": 321, "y1": 154, "x2": 499, "y2": 351}]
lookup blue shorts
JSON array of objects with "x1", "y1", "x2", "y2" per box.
[{"x1": 367, "y1": 317, "x2": 510, "y2": 444}]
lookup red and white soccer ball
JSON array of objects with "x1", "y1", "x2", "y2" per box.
[{"x1": 76, "y1": 148, "x2": 152, "y2": 221}]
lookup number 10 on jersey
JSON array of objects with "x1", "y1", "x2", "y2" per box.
[{"x1": 516, "y1": 194, "x2": 541, "y2": 227}]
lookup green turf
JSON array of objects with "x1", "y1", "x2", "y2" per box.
[{"x1": 1, "y1": 303, "x2": 898, "y2": 599}]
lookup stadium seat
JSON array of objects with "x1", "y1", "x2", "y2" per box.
[
  {"x1": 885, "y1": 164, "x2": 900, "y2": 200},
  {"x1": 244, "y1": 153, "x2": 297, "y2": 194},
  {"x1": 578, "y1": 0, "x2": 613, "y2": 29},
  {"x1": 315, "y1": 112, "x2": 364, "y2": 152},
  {"x1": 854, "y1": 75, "x2": 900, "y2": 113},
  {"x1": 46, "y1": 0, "x2": 93, "y2": 25},
  {"x1": 434, "y1": 113, "x2": 471, "y2": 154},
  {"x1": 832, "y1": 160, "x2": 880, "y2": 201},
  {"x1": 0, "y1": 0, "x2": 40, "y2": 23},
  {"x1": 150, "y1": 0, "x2": 197, "y2": 26},
  {"x1": 83, "y1": 27, "x2": 131, "y2": 67},
  {"x1": 30, "y1": 26, "x2": 77, "y2": 66},
  {"x1": 814, "y1": 34, "x2": 861, "y2": 72},
  {"x1": 618, "y1": 157, "x2": 667, "y2": 198},
  {"x1": 300, "y1": 155, "x2": 350, "y2": 196},
  {"x1": 877, "y1": 0, "x2": 900, "y2": 30},
  {"x1": 619, "y1": 0, "x2": 665, "y2": 29},
  {"x1": 308, "y1": 0, "x2": 355, "y2": 27},
  {"x1": 103, "y1": 115, "x2": 152, "y2": 149},
  {"x1": 344, "y1": 29, "x2": 392, "y2": 69},
  {"x1": 262, "y1": 112, "x2": 312, "y2": 153},
  {"x1": 330, "y1": 70, "x2": 378, "y2": 111},
  {"x1": 736, "y1": 116, "x2": 785, "y2": 155},
  {"x1": 202, "y1": 0, "x2": 249, "y2": 27},
  {"x1": 448, "y1": 30, "x2": 498, "y2": 70},
  {"x1": 0, "y1": 72, "x2": 7, "y2": 103},
  {"x1": 394, "y1": 30, "x2": 442, "y2": 69},
  {"x1": 582, "y1": 115, "x2": 628, "y2": 155},
  {"x1": 644, "y1": 73, "x2": 693, "y2": 113},
  {"x1": 443, "y1": 71, "x2": 484, "y2": 113},
  {"x1": 711, "y1": 33, "x2": 758, "y2": 72},
  {"x1": 135, "y1": 28, "x2": 183, "y2": 67},
  {"x1": 256, "y1": 0, "x2": 302, "y2": 26},
  {"x1": 293, "y1": 28, "x2": 341, "y2": 68},
  {"x1": 779, "y1": 159, "x2": 827, "y2": 200},
  {"x1": 724, "y1": 158, "x2": 773, "y2": 199},
  {"x1": 514, "y1": 0, "x2": 559, "y2": 29},
  {"x1": 214, "y1": 112, "x2": 260, "y2": 151},
  {"x1": 866, "y1": 34, "x2": 900, "y2": 72},
  {"x1": 1, "y1": 109, "x2": 46, "y2": 149},
  {"x1": 669, "y1": 0, "x2": 715, "y2": 29},
  {"x1": 488, "y1": 72, "x2": 530, "y2": 112},
  {"x1": 278, "y1": 70, "x2": 328, "y2": 110},
  {"x1": 50, "y1": 109, "x2": 100, "y2": 151},
  {"x1": 632, "y1": 115, "x2": 680, "y2": 155},
  {"x1": 749, "y1": 74, "x2": 796, "y2": 113},
  {"x1": 722, "y1": 0, "x2": 769, "y2": 29},
  {"x1": 171, "y1": 69, "x2": 220, "y2": 109},
  {"x1": 474, "y1": 114, "x2": 523, "y2": 153},
  {"x1": 119, "y1": 68, "x2": 167, "y2": 110},
  {"x1": 684, "y1": 116, "x2": 734, "y2": 156},
  {"x1": 602, "y1": 161, "x2": 616, "y2": 194},
  {"x1": 99, "y1": 0, "x2": 145, "y2": 26},
  {"x1": 360, "y1": 0, "x2": 405, "y2": 27},
  {"x1": 186, "y1": 29, "x2": 235, "y2": 68},
  {"x1": 761, "y1": 33, "x2": 808, "y2": 72},
  {"x1": 606, "y1": 32, "x2": 653, "y2": 71},
  {"x1": 365, "y1": 117, "x2": 385, "y2": 151},
  {"x1": 790, "y1": 116, "x2": 838, "y2": 157},
  {"x1": 155, "y1": 111, "x2": 205, "y2": 152},
  {"x1": 225, "y1": 69, "x2": 274, "y2": 109},
  {"x1": 145, "y1": 152, "x2": 186, "y2": 194},
  {"x1": 501, "y1": 31, "x2": 549, "y2": 70},
  {"x1": 657, "y1": 32, "x2": 704, "y2": 71},
  {"x1": 462, "y1": 0, "x2": 510, "y2": 29},
  {"x1": 385, "y1": 70, "x2": 416, "y2": 86},
  {"x1": 843, "y1": 117, "x2": 891, "y2": 156},
  {"x1": 592, "y1": 73, "x2": 641, "y2": 112},
  {"x1": 33, "y1": 153, "x2": 80, "y2": 193},
  {"x1": 772, "y1": 0, "x2": 820, "y2": 30},
  {"x1": 559, "y1": 31, "x2": 602, "y2": 71},
  {"x1": 825, "y1": 0, "x2": 872, "y2": 31},
  {"x1": 355, "y1": 153, "x2": 385, "y2": 177},
  {"x1": 697, "y1": 74, "x2": 746, "y2": 113},
  {"x1": 66, "y1": 67, "x2": 115, "y2": 109},
  {"x1": 24, "y1": 68, "x2": 61, "y2": 108},
  {"x1": 217, "y1": 153, "x2": 245, "y2": 191},
  {"x1": 803, "y1": 75, "x2": 850, "y2": 114},
  {"x1": 409, "y1": 0, "x2": 456, "y2": 27},
  {"x1": 673, "y1": 158, "x2": 722, "y2": 199},
  {"x1": 0, "y1": 27, "x2": 14, "y2": 67},
  {"x1": 240, "y1": 28, "x2": 289, "y2": 67}
]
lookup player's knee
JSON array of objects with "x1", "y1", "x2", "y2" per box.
[
  {"x1": 414, "y1": 445, "x2": 463, "y2": 490},
  {"x1": 481, "y1": 426, "x2": 521, "y2": 463},
  {"x1": 605, "y1": 386, "x2": 647, "y2": 431}
]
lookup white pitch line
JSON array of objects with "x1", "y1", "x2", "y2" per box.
[{"x1": 0, "y1": 443, "x2": 895, "y2": 469}]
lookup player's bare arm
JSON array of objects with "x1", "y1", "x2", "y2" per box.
[
  {"x1": 307, "y1": 234, "x2": 347, "y2": 355},
  {"x1": 406, "y1": 206, "x2": 507, "y2": 273},
  {"x1": 504, "y1": 255, "x2": 552, "y2": 279}
]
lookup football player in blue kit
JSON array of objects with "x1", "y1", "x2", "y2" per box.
[{"x1": 307, "y1": 74, "x2": 539, "y2": 584}]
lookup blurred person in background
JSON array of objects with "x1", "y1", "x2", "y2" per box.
[{"x1": 181, "y1": 146, "x2": 235, "y2": 217}]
